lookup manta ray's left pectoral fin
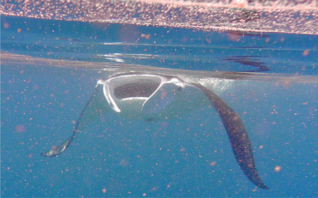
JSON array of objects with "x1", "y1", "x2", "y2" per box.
[
  {"x1": 41, "y1": 136, "x2": 74, "y2": 157},
  {"x1": 41, "y1": 88, "x2": 106, "y2": 157},
  {"x1": 193, "y1": 83, "x2": 268, "y2": 189}
]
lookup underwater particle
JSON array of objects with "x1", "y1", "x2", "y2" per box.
[
  {"x1": 160, "y1": 90, "x2": 167, "y2": 99},
  {"x1": 274, "y1": 166, "x2": 282, "y2": 172},
  {"x1": 259, "y1": 145, "x2": 263, "y2": 149},
  {"x1": 151, "y1": 187, "x2": 157, "y2": 191},
  {"x1": 145, "y1": 34, "x2": 151, "y2": 39},
  {"x1": 102, "y1": 188, "x2": 106, "y2": 193},
  {"x1": 33, "y1": 84, "x2": 39, "y2": 90},
  {"x1": 29, "y1": 154, "x2": 33, "y2": 158},
  {"x1": 265, "y1": 38, "x2": 270, "y2": 43},
  {"x1": 302, "y1": 49, "x2": 310, "y2": 56},
  {"x1": 15, "y1": 124, "x2": 26, "y2": 133},
  {"x1": 119, "y1": 159, "x2": 129, "y2": 167},
  {"x1": 210, "y1": 161, "x2": 216, "y2": 166},
  {"x1": 4, "y1": 23, "x2": 9, "y2": 29},
  {"x1": 143, "y1": 193, "x2": 146, "y2": 196},
  {"x1": 60, "y1": 103, "x2": 64, "y2": 108},
  {"x1": 181, "y1": 36, "x2": 188, "y2": 43},
  {"x1": 20, "y1": 70, "x2": 24, "y2": 74},
  {"x1": 160, "y1": 121, "x2": 167, "y2": 128},
  {"x1": 180, "y1": 148, "x2": 186, "y2": 152},
  {"x1": 227, "y1": 33, "x2": 241, "y2": 41},
  {"x1": 72, "y1": 120, "x2": 76, "y2": 124},
  {"x1": 280, "y1": 81, "x2": 291, "y2": 89},
  {"x1": 17, "y1": 28, "x2": 21, "y2": 33}
]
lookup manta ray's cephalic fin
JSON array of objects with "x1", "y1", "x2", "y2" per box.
[{"x1": 194, "y1": 83, "x2": 268, "y2": 189}]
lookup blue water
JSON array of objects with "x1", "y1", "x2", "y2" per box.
[{"x1": 1, "y1": 15, "x2": 318, "y2": 197}]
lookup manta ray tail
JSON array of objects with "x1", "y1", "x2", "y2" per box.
[
  {"x1": 194, "y1": 83, "x2": 268, "y2": 189},
  {"x1": 41, "y1": 93, "x2": 95, "y2": 157}
]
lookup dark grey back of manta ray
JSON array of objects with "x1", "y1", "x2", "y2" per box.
[{"x1": 41, "y1": 72, "x2": 268, "y2": 190}]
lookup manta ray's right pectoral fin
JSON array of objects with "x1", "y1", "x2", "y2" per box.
[
  {"x1": 41, "y1": 136, "x2": 74, "y2": 157},
  {"x1": 193, "y1": 83, "x2": 268, "y2": 189}
]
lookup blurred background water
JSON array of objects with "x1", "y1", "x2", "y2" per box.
[{"x1": 1, "y1": 0, "x2": 318, "y2": 197}]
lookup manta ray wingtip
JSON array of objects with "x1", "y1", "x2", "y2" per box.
[{"x1": 258, "y1": 182, "x2": 269, "y2": 189}]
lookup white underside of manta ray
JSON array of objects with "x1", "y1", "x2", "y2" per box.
[{"x1": 41, "y1": 72, "x2": 268, "y2": 189}]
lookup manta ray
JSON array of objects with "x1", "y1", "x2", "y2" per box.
[{"x1": 41, "y1": 72, "x2": 268, "y2": 189}]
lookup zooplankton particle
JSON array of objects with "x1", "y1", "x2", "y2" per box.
[{"x1": 274, "y1": 166, "x2": 282, "y2": 172}]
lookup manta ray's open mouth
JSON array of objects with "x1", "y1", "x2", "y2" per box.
[
  {"x1": 41, "y1": 72, "x2": 268, "y2": 189},
  {"x1": 114, "y1": 80, "x2": 160, "y2": 99}
]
